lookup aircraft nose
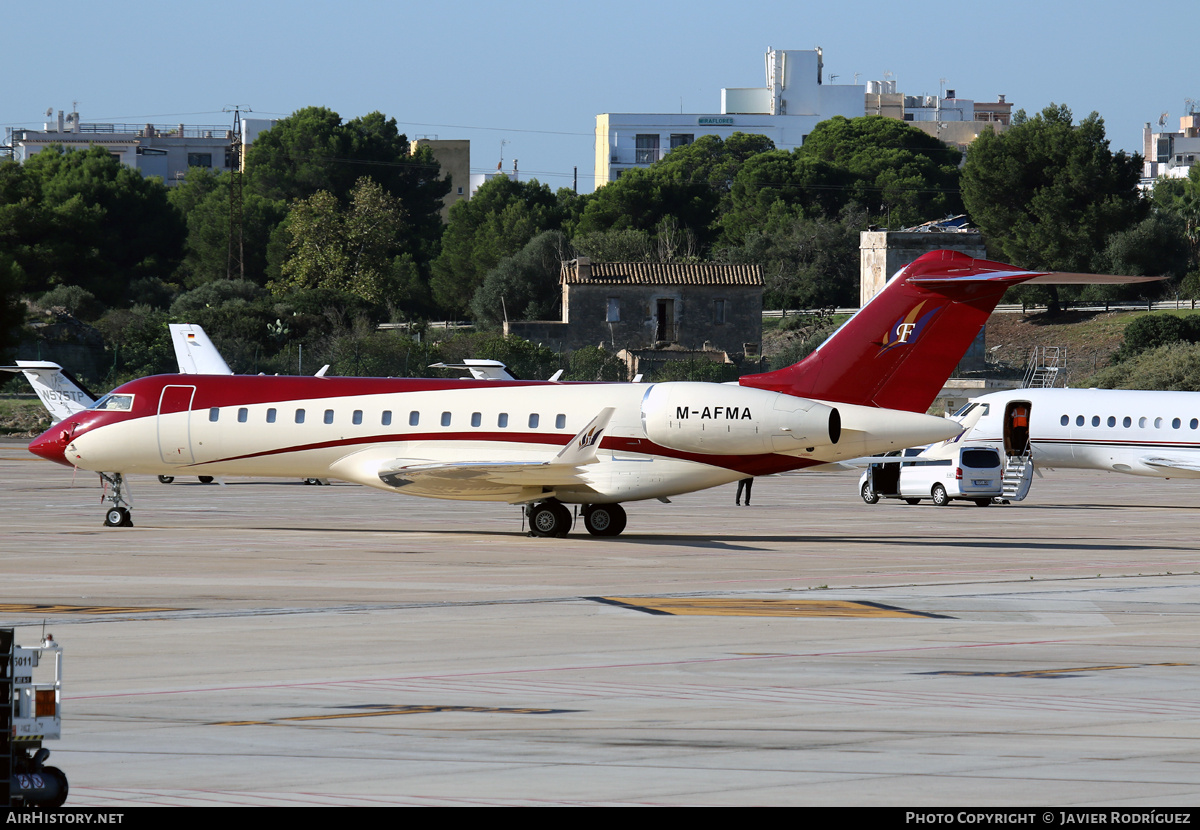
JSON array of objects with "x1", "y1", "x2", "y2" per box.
[{"x1": 28, "y1": 422, "x2": 77, "y2": 467}]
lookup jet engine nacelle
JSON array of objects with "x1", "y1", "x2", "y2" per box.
[{"x1": 640, "y1": 382, "x2": 840, "y2": 456}]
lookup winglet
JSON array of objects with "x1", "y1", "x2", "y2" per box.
[{"x1": 553, "y1": 407, "x2": 616, "y2": 466}]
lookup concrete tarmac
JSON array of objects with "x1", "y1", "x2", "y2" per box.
[{"x1": 2, "y1": 440, "x2": 1199, "y2": 806}]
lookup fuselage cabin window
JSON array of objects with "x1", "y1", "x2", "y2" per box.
[
  {"x1": 382, "y1": 411, "x2": 392, "y2": 426},
  {"x1": 1091, "y1": 416, "x2": 1100, "y2": 427},
  {"x1": 408, "y1": 411, "x2": 419, "y2": 426},
  {"x1": 471, "y1": 412, "x2": 482, "y2": 427},
  {"x1": 209, "y1": 408, "x2": 219, "y2": 422},
  {"x1": 441, "y1": 411, "x2": 452, "y2": 427},
  {"x1": 556, "y1": 414, "x2": 566, "y2": 429},
  {"x1": 352, "y1": 410, "x2": 363, "y2": 425},
  {"x1": 1060, "y1": 415, "x2": 1069, "y2": 426},
  {"x1": 295, "y1": 409, "x2": 306, "y2": 424},
  {"x1": 267, "y1": 408, "x2": 277, "y2": 424},
  {"x1": 324, "y1": 409, "x2": 334, "y2": 425},
  {"x1": 238, "y1": 407, "x2": 248, "y2": 423},
  {"x1": 528, "y1": 413, "x2": 539, "y2": 429},
  {"x1": 1076, "y1": 415, "x2": 1084, "y2": 426},
  {"x1": 498, "y1": 413, "x2": 509, "y2": 428}
]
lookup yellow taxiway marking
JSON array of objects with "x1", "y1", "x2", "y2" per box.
[
  {"x1": 218, "y1": 705, "x2": 568, "y2": 726},
  {"x1": 592, "y1": 597, "x2": 948, "y2": 618},
  {"x1": 926, "y1": 663, "x2": 1189, "y2": 678},
  {"x1": 0, "y1": 603, "x2": 180, "y2": 615}
]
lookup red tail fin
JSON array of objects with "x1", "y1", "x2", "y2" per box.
[{"x1": 740, "y1": 250, "x2": 1048, "y2": 412}]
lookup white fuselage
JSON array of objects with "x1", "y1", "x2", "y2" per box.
[
  {"x1": 60, "y1": 377, "x2": 961, "y2": 504},
  {"x1": 954, "y1": 387, "x2": 1200, "y2": 479}
]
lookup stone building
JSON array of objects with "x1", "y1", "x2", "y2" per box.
[{"x1": 505, "y1": 258, "x2": 763, "y2": 360}]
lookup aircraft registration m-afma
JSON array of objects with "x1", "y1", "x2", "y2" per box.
[{"x1": 28, "y1": 251, "x2": 1150, "y2": 536}]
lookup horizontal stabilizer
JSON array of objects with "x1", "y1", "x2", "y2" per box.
[{"x1": 742, "y1": 250, "x2": 1163, "y2": 414}]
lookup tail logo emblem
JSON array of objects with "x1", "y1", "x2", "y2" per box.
[
  {"x1": 880, "y1": 302, "x2": 938, "y2": 354},
  {"x1": 579, "y1": 426, "x2": 604, "y2": 449}
]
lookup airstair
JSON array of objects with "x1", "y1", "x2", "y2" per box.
[
  {"x1": 1001, "y1": 451, "x2": 1034, "y2": 501},
  {"x1": 1022, "y1": 346, "x2": 1066, "y2": 388}
]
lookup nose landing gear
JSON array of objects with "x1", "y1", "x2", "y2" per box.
[{"x1": 99, "y1": 472, "x2": 133, "y2": 527}]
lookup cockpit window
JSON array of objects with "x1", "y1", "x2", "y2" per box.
[
  {"x1": 90, "y1": 394, "x2": 134, "y2": 412},
  {"x1": 952, "y1": 403, "x2": 976, "y2": 418}
]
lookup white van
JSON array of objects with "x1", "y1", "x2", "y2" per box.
[{"x1": 860, "y1": 446, "x2": 1004, "y2": 506}]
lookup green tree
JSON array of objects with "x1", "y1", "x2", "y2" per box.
[
  {"x1": 169, "y1": 167, "x2": 288, "y2": 287},
  {"x1": 1087, "y1": 342, "x2": 1200, "y2": 390},
  {"x1": 430, "y1": 175, "x2": 564, "y2": 315},
  {"x1": 1152, "y1": 167, "x2": 1200, "y2": 272},
  {"x1": 796, "y1": 116, "x2": 963, "y2": 227},
  {"x1": 962, "y1": 105, "x2": 1145, "y2": 275},
  {"x1": 0, "y1": 250, "x2": 25, "y2": 368},
  {"x1": 246, "y1": 107, "x2": 448, "y2": 266},
  {"x1": 272, "y1": 178, "x2": 417, "y2": 307},
  {"x1": 574, "y1": 134, "x2": 775, "y2": 253},
  {"x1": 470, "y1": 230, "x2": 570, "y2": 327},
  {"x1": 717, "y1": 205, "x2": 864, "y2": 309},
  {"x1": 2, "y1": 147, "x2": 185, "y2": 306},
  {"x1": 721, "y1": 150, "x2": 853, "y2": 242}
]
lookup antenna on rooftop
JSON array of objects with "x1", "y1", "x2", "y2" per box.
[{"x1": 498, "y1": 138, "x2": 510, "y2": 172}]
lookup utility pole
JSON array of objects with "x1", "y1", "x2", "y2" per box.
[{"x1": 224, "y1": 106, "x2": 251, "y2": 280}]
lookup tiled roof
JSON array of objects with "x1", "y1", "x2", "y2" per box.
[{"x1": 562, "y1": 260, "x2": 763, "y2": 286}]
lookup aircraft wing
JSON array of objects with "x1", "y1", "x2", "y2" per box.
[
  {"x1": 377, "y1": 407, "x2": 616, "y2": 497},
  {"x1": 1140, "y1": 456, "x2": 1200, "y2": 474}
]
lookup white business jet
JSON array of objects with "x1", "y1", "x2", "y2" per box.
[
  {"x1": 946, "y1": 386, "x2": 1200, "y2": 479},
  {"x1": 29, "y1": 251, "x2": 1152, "y2": 535}
]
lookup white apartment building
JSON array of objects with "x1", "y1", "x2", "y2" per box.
[
  {"x1": 7, "y1": 109, "x2": 240, "y2": 185},
  {"x1": 1142, "y1": 111, "x2": 1200, "y2": 186},
  {"x1": 595, "y1": 48, "x2": 865, "y2": 189}
]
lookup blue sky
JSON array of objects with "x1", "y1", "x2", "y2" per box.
[{"x1": 3, "y1": 0, "x2": 1193, "y2": 193}]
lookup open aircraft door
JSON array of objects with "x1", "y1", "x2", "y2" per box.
[
  {"x1": 1003, "y1": 400, "x2": 1032, "y2": 457},
  {"x1": 157, "y1": 384, "x2": 196, "y2": 465},
  {"x1": 1001, "y1": 400, "x2": 1034, "y2": 501}
]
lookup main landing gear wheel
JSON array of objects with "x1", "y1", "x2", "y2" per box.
[
  {"x1": 932, "y1": 484, "x2": 950, "y2": 506},
  {"x1": 582, "y1": 503, "x2": 627, "y2": 537},
  {"x1": 529, "y1": 502, "x2": 572, "y2": 538},
  {"x1": 198, "y1": 475, "x2": 215, "y2": 484},
  {"x1": 104, "y1": 507, "x2": 132, "y2": 527},
  {"x1": 860, "y1": 483, "x2": 879, "y2": 505},
  {"x1": 904, "y1": 498, "x2": 921, "y2": 505},
  {"x1": 158, "y1": 475, "x2": 175, "y2": 484}
]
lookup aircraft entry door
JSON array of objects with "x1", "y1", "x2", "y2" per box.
[
  {"x1": 157, "y1": 385, "x2": 196, "y2": 465},
  {"x1": 1003, "y1": 400, "x2": 1032, "y2": 457}
]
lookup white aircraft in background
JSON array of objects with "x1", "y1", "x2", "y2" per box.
[
  {"x1": 0, "y1": 360, "x2": 97, "y2": 423},
  {"x1": 945, "y1": 386, "x2": 1200, "y2": 480},
  {"x1": 6, "y1": 326, "x2": 236, "y2": 483},
  {"x1": 29, "y1": 251, "x2": 1153, "y2": 535}
]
